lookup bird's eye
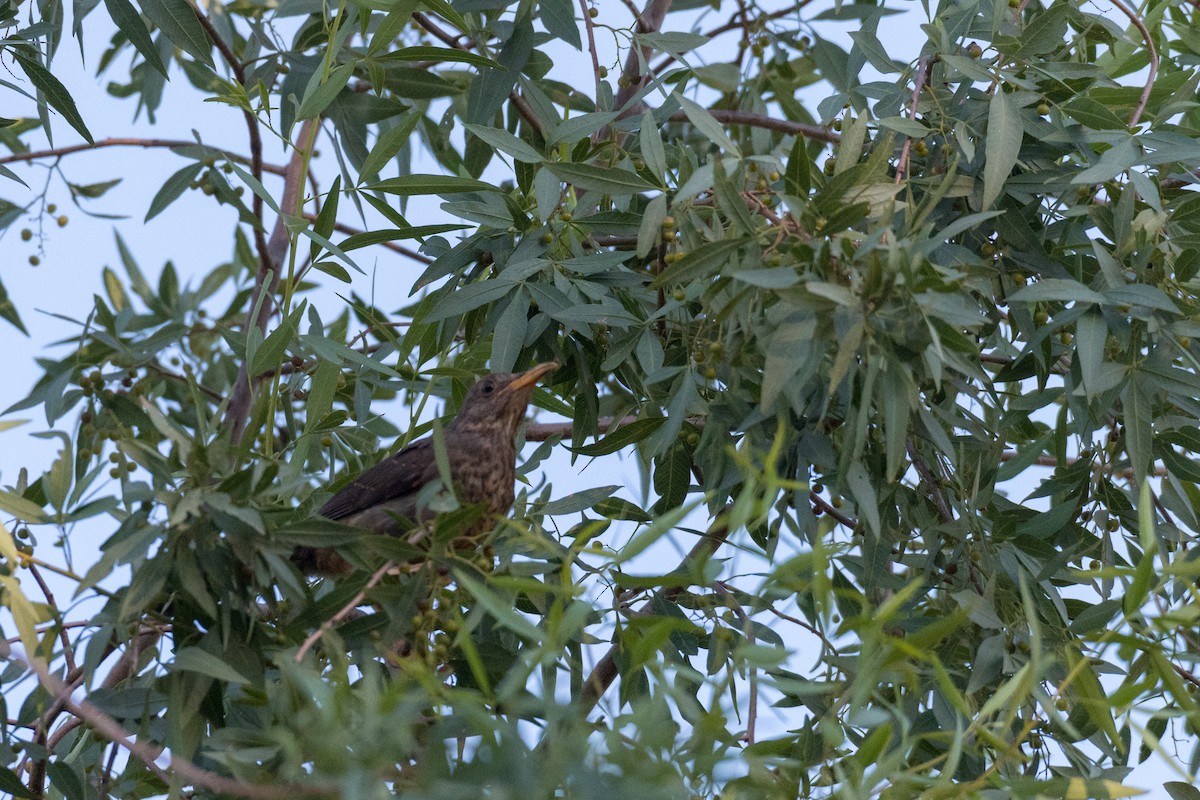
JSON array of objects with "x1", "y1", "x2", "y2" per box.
[{"x1": 481, "y1": 381, "x2": 495, "y2": 394}]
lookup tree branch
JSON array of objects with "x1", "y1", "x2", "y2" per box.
[
  {"x1": 1106, "y1": 0, "x2": 1157, "y2": 127},
  {"x1": 5, "y1": 642, "x2": 331, "y2": 799},
  {"x1": 226, "y1": 118, "x2": 321, "y2": 444},
  {"x1": 576, "y1": 510, "x2": 733, "y2": 714},
  {"x1": 666, "y1": 109, "x2": 838, "y2": 144},
  {"x1": 613, "y1": 0, "x2": 674, "y2": 120},
  {"x1": 0, "y1": 137, "x2": 287, "y2": 174}
]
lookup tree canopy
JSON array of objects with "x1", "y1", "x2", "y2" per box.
[{"x1": 2, "y1": 0, "x2": 1200, "y2": 797}]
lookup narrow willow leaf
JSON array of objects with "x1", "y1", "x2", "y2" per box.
[
  {"x1": 358, "y1": 111, "x2": 421, "y2": 181},
  {"x1": 13, "y1": 51, "x2": 93, "y2": 143},
  {"x1": 371, "y1": 174, "x2": 501, "y2": 195},
  {"x1": 490, "y1": 287, "x2": 528, "y2": 373},
  {"x1": 539, "y1": 0, "x2": 580, "y2": 49},
  {"x1": 677, "y1": 96, "x2": 740, "y2": 157},
  {"x1": 982, "y1": 91, "x2": 1021, "y2": 209},
  {"x1": 295, "y1": 62, "x2": 355, "y2": 120},
  {"x1": 545, "y1": 162, "x2": 656, "y2": 195},
  {"x1": 104, "y1": 0, "x2": 167, "y2": 75},
  {"x1": 137, "y1": 0, "x2": 213, "y2": 65},
  {"x1": 376, "y1": 45, "x2": 499, "y2": 69},
  {"x1": 639, "y1": 110, "x2": 666, "y2": 179},
  {"x1": 145, "y1": 162, "x2": 203, "y2": 221},
  {"x1": 573, "y1": 418, "x2": 666, "y2": 456},
  {"x1": 464, "y1": 124, "x2": 544, "y2": 163}
]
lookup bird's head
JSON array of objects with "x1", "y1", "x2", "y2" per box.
[{"x1": 448, "y1": 362, "x2": 558, "y2": 436}]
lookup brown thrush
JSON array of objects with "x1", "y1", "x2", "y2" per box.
[{"x1": 293, "y1": 362, "x2": 558, "y2": 575}]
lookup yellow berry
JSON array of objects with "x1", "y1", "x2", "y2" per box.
[
  {"x1": 56, "y1": 215, "x2": 68, "y2": 227},
  {"x1": 20, "y1": 228, "x2": 31, "y2": 241}
]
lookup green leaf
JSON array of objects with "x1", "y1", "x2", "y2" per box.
[
  {"x1": 103, "y1": 0, "x2": 167, "y2": 75},
  {"x1": 172, "y1": 646, "x2": 250, "y2": 684},
  {"x1": 13, "y1": 50, "x2": 93, "y2": 144},
  {"x1": 616, "y1": 500, "x2": 699, "y2": 565},
  {"x1": 0, "y1": 489, "x2": 48, "y2": 522},
  {"x1": 639, "y1": 110, "x2": 667, "y2": 179},
  {"x1": 845, "y1": 461, "x2": 880, "y2": 537},
  {"x1": 370, "y1": 174, "x2": 502, "y2": 195},
  {"x1": 308, "y1": 175, "x2": 341, "y2": 263},
  {"x1": 464, "y1": 124, "x2": 544, "y2": 163},
  {"x1": 422, "y1": 279, "x2": 517, "y2": 323},
  {"x1": 1165, "y1": 782, "x2": 1200, "y2": 800},
  {"x1": 541, "y1": 486, "x2": 620, "y2": 516},
  {"x1": 340, "y1": 225, "x2": 466, "y2": 250},
  {"x1": 982, "y1": 91, "x2": 1021, "y2": 210},
  {"x1": 677, "y1": 96, "x2": 740, "y2": 157},
  {"x1": 250, "y1": 301, "x2": 305, "y2": 376},
  {"x1": 136, "y1": 0, "x2": 213, "y2": 65},
  {"x1": 375, "y1": 45, "x2": 499, "y2": 69},
  {"x1": 358, "y1": 110, "x2": 422, "y2": 181},
  {"x1": 454, "y1": 571, "x2": 543, "y2": 641},
  {"x1": 1123, "y1": 375, "x2": 1152, "y2": 487},
  {"x1": 1063, "y1": 97, "x2": 1126, "y2": 130},
  {"x1": 0, "y1": 279, "x2": 28, "y2": 335},
  {"x1": 547, "y1": 111, "x2": 620, "y2": 148},
  {"x1": 296, "y1": 62, "x2": 355, "y2": 121},
  {"x1": 145, "y1": 162, "x2": 203, "y2": 221},
  {"x1": 1075, "y1": 310, "x2": 1106, "y2": 397},
  {"x1": 651, "y1": 237, "x2": 746, "y2": 288},
  {"x1": 573, "y1": 418, "x2": 667, "y2": 456},
  {"x1": 490, "y1": 287, "x2": 528, "y2": 373},
  {"x1": 1012, "y1": 5, "x2": 1068, "y2": 58},
  {"x1": 1008, "y1": 279, "x2": 1105, "y2": 305},
  {"x1": 652, "y1": 443, "x2": 692, "y2": 513},
  {"x1": 545, "y1": 162, "x2": 656, "y2": 195},
  {"x1": 539, "y1": 0, "x2": 580, "y2": 49}
]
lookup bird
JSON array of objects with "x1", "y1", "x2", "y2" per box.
[{"x1": 292, "y1": 362, "x2": 559, "y2": 576}]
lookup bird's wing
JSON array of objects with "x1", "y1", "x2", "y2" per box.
[{"x1": 318, "y1": 438, "x2": 440, "y2": 521}]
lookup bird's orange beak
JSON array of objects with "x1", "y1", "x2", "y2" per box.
[{"x1": 506, "y1": 361, "x2": 558, "y2": 392}]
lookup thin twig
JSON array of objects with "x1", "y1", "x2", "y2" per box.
[
  {"x1": 0, "y1": 138, "x2": 286, "y2": 174},
  {"x1": 895, "y1": 56, "x2": 934, "y2": 184},
  {"x1": 579, "y1": 0, "x2": 604, "y2": 107},
  {"x1": 648, "y1": 3, "x2": 814, "y2": 77},
  {"x1": 27, "y1": 564, "x2": 76, "y2": 674},
  {"x1": 188, "y1": 4, "x2": 270, "y2": 274},
  {"x1": 1105, "y1": 0, "x2": 1157, "y2": 127},
  {"x1": 668, "y1": 109, "x2": 838, "y2": 144},
  {"x1": 906, "y1": 438, "x2": 955, "y2": 523},
  {"x1": 525, "y1": 415, "x2": 637, "y2": 442},
  {"x1": 612, "y1": 0, "x2": 675, "y2": 121},
  {"x1": 296, "y1": 560, "x2": 395, "y2": 662},
  {"x1": 146, "y1": 362, "x2": 224, "y2": 401}
]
